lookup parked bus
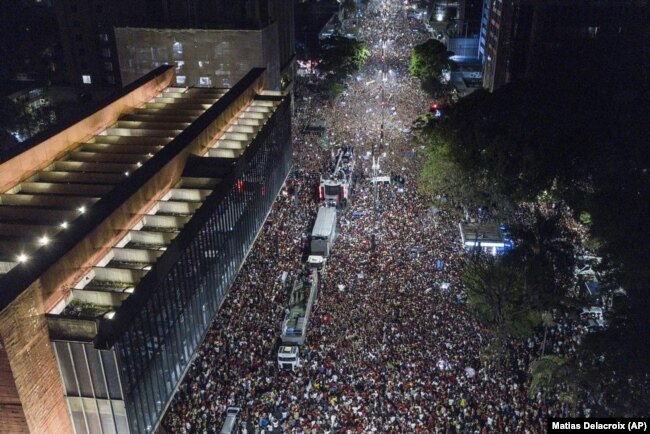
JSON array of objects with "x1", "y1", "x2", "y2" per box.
[
  {"x1": 280, "y1": 268, "x2": 319, "y2": 345},
  {"x1": 310, "y1": 206, "x2": 337, "y2": 258}
]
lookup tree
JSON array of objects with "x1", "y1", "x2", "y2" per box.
[
  {"x1": 414, "y1": 29, "x2": 650, "y2": 416},
  {"x1": 423, "y1": 80, "x2": 607, "y2": 204},
  {"x1": 327, "y1": 80, "x2": 345, "y2": 100},
  {"x1": 417, "y1": 104, "x2": 515, "y2": 213},
  {"x1": 463, "y1": 257, "x2": 540, "y2": 338},
  {"x1": 409, "y1": 39, "x2": 452, "y2": 80},
  {"x1": 420, "y1": 74, "x2": 454, "y2": 99},
  {"x1": 528, "y1": 355, "x2": 578, "y2": 403},
  {"x1": 504, "y1": 210, "x2": 576, "y2": 310},
  {"x1": 419, "y1": 130, "x2": 503, "y2": 211},
  {"x1": 318, "y1": 37, "x2": 370, "y2": 79},
  {"x1": 539, "y1": 311, "x2": 554, "y2": 356}
]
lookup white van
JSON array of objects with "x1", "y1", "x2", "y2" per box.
[{"x1": 220, "y1": 407, "x2": 241, "y2": 434}]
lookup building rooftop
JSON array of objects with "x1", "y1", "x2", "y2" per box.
[
  {"x1": 0, "y1": 64, "x2": 286, "y2": 341},
  {"x1": 0, "y1": 86, "x2": 226, "y2": 276},
  {"x1": 39, "y1": 79, "x2": 282, "y2": 342}
]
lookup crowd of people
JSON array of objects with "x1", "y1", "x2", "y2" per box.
[{"x1": 163, "y1": 1, "x2": 591, "y2": 433}]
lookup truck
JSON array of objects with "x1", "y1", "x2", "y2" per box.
[
  {"x1": 280, "y1": 268, "x2": 319, "y2": 346},
  {"x1": 310, "y1": 206, "x2": 337, "y2": 258}
]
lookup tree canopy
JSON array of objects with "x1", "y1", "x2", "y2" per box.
[
  {"x1": 463, "y1": 257, "x2": 540, "y2": 339},
  {"x1": 418, "y1": 68, "x2": 650, "y2": 416},
  {"x1": 318, "y1": 36, "x2": 370, "y2": 80},
  {"x1": 409, "y1": 39, "x2": 452, "y2": 81}
]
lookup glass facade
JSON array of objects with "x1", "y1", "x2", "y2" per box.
[
  {"x1": 50, "y1": 95, "x2": 291, "y2": 434},
  {"x1": 112, "y1": 96, "x2": 291, "y2": 434},
  {"x1": 52, "y1": 341, "x2": 128, "y2": 433}
]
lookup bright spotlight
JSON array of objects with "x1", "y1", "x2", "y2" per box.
[
  {"x1": 17, "y1": 253, "x2": 28, "y2": 263},
  {"x1": 78, "y1": 206, "x2": 86, "y2": 214},
  {"x1": 38, "y1": 236, "x2": 50, "y2": 246},
  {"x1": 60, "y1": 221, "x2": 68, "y2": 229}
]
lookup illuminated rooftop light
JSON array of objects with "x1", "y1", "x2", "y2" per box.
[
  {"x1": 104, "y1": 311, "x2": 116, "y2": 320},
  {"x1": 136, "y1": 162, "x2": 142, "y2": 167},
  {"x1": 78, "y1": 206, "x2": 86, "y2": 214},
  {"x1": 38, "y1": 236, "x2": 50, "y2": 246},
  {"x1": 60, "y1": 221, "x2": 68, "y2": 229},
  {"x1": 124, "y1": 171, "x2": 130, "y2": 176},
  {"x1": 17, "y1": 253, "x2": 28, "y2": 263}
]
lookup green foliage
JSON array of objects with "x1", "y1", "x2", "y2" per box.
[
  {"x1": 528, "y1": 355, "x2": 573, "y2": 399},
  {"x1": 504, "y1": 210, "x2": 576, "y2": 310},
  {"x1": 463, "y1": 257, "x2": 540, "y2": 338},
  {"x1": 318, "y1": 37, "x2": 370, "y2": 79},
  {"x1": 409, "y1": 39, "x2": 451, "y2": 80},
  {"x1": 327, "y1": 80, "x2": 345, "y2": 100},
  {"x1": 420, "y1": 74, "x2": 454, "y2": 99},
  {"x1": 423, "y1": 81, "x2": 607, "y2": 204},
  {"x1": 413, "y1": 35, "x2": 650, "y2": 416},
  {"x1": 419, "y1": 132, "x2": 499, "y2": 210},
  {"x1": 418, "y1": 121, "x2": 511, "y2": 212},
  {"x1": 582, "y1": 235, "x2": 601, "y2": 252},
  {"x1": 580, "y1": 322, "x2": 650, "y2": 416}
]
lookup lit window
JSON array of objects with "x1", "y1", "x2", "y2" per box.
[
  {"x1": 82, "y1": 75, "x2": 92, "y2": 84},
  {"x1": 199, "y1": 76, "x2": 212, "y2": 87},
  {"x1": 176, "y1": 75, "x2": 186, "y2": 85},
  {"x1": 172, "y1": 41, "x2": 183, "y2": 55}
]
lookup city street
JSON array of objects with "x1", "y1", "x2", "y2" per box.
[{"x1": 162, "y1": 1, "x2": 576, "y2": 433}]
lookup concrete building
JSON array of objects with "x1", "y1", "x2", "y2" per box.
[
  {"x1": 480, "y1": 0, "x2": 649, "y2": 92},
  {"x1": 295, "y1": 0, "x2": 343, "y2": 59},
  {"x1": 53, "y1": 0, "x2": 148, "y2": 86},
  {"x1": 0, "y1": 65, "x2": 292, "y2": 433},
  {"x1": 54, "y1": 0, "x2": 295, "y2": 91},
  {"x1": 115, "y1": 27, "x2": 282, "y2": 90}
]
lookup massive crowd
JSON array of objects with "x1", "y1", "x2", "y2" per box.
[{"x1": 163, "y1": 1, "x2": 590, "y2": 433}]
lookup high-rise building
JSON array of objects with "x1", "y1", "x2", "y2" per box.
[
  {"x1": 54, "y1": 0, "x2": 295, "y2": 91},
  {"x1": 480, "y1": 0, "x2": 649, "y2": 91},
  {"x1": 457, "y1": 0, "x2": 483, "y2": 37},
  {"x1": 53, "y1": 0, "x2": 148, "y2": 86},
  {"x1": 0, "y1": 65, "x2": 291, "y2": 433},
  {"x1": 0, "y1": 0, "x2": 62, "y2": 82}
]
